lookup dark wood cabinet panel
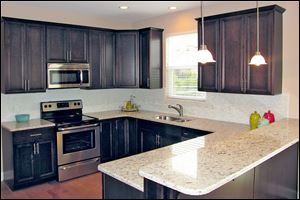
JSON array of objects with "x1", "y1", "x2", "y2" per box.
[
  {"x1": 139, "y1": 28, "x2": 163, "y2": 89},
  {"x1": 68, "y1": 28, "x2": 89, "y2": 63},
  {"x1": 102, "y1": 31, "x2": 116, "y2": 88},
  {"x1": 25, "y1": 24, "x2": 46, "y2": 92},
  {"x1": 114, "y1": 118, "x2": 128, "y2": 159},
  {"x1": 89, "y1": 30, "x2": 115, "y2": 89},
  {"x1": 100, "y1": 120, "x2": 114, "y2": 162},
  {"x1": 47, "y1": 26, "x2": 88, "y2": 63},
  {"x1": 116, "y1": 31, "x2": 139, "y2": 88},
  {"x1": 14, "y1": 143, "x2": 35, "y2": 185},
  {"x1": 220, "y1": 15, "x2": 245, "y2": 93},
  {"x1": 36, "y1": 140, "x2": 56, "y2": 180},
  {"x1": 197, "y1": 5, "x2": 284, "y2": 95},
  {"x1": 198, "y1": 20, "x2": 219, "y2": 92},
  {"x1": 140, "y1": 127, "x2": 158, "y2": 152},
  {"x1": 1, "y1": 20, "x2": 46, "y2": 94},
  {"x1": 46, "y1": 26, "x2": 68, "y2": 63}
]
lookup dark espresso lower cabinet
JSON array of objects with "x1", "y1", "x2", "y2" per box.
[
  {"x1": 100, "y1": 118, "x2": 139, "y2": 163},
  {"x1": 2, "y1": 127, "x2": 57, "y2": 190}
]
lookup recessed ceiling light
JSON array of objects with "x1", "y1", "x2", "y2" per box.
[
  {"x1": 119, "y1": 5, "x2": 129, "y2": 10},
  {"x1": 169, "y1": 6, "x2": 177, "y2": 10}
]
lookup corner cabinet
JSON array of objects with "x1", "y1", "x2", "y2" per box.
[
  {"x1": 1, "y1": 19, "x2": 46, "y2": 94},
  {"x1": 197, "y1": 5, "x2": 285, "y2": 95},
  {"x1": 139, "y1": 28, "x2": 164, "y2": 89},
  {"x1": 47, "y1": 25, "x2": 89, "y2": 63},
  {"x1": 115, "y1": 31, "x2": 139, "y2": 88},
  {"x1": 2, "y1": 127, "x2": 57, "y2": 190}
]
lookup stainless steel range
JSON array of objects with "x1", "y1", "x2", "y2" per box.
[{"x1": 41, "y1": 100, "x2": 100, "y2": 181}]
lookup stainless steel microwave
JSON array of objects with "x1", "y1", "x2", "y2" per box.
[{"x1": 47, "y1": 63, "x2": 90, "y2": 89}]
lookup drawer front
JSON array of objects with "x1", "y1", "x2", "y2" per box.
[{"x1": 13, "y1": 128, "x2": 55, "y2": 144}]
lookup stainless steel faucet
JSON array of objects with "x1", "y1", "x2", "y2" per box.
[{"x1": 168, "y1": 104, "x2": 183, "y2": 117}]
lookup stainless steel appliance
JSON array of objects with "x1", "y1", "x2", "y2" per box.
[
  {"x1": 47, "y1": 63, "x2": 90, "y2": 89},
  {"x1": 41, "y1": 100, "x2": 100, "y2": 181}
]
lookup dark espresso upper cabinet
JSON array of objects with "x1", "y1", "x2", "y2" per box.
[
  {"x1": 89, "y1": 30, "x2": 115, "y2": 89},
  {"x1": 115, "y1": 31, "x2": 139, "y2": 88},
  {"x1": 139, "y1": 28, "x2": 164, "y2": 89},
  {"x1": 197, "y1": 5, "x2": 285, "y2": 95},
  {"x1": 1, "y1": 19, "x2": 46, "y2": 94},
  {"x1": 47, "y1": 25, "x2": 89, "y2": 63}
]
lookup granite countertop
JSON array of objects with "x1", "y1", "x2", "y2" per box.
[
  {"x1": 90, "y1": 111, "x2": 299, "y2": 195},
  {"x1": 1, "y1": 119, "x2": 55, "y2": 132}
]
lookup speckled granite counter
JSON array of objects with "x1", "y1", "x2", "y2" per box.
[
  {"x1": 2, "y1": 119, "x2": 55, "y2": 132},
  {"x1": 90, "y1": 111, "x2": 299, "y2": 195}
]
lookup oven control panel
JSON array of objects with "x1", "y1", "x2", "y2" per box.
[{"x1": 41, "y1": 100, "x2": 82, "y2": 112}]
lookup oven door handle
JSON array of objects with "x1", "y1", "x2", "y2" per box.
[{"x1": 58, "y1": 123, "x2": 99, "y2": 131}]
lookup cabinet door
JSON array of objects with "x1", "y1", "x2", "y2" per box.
[
  {"x1": 139, "y1": 29, "x2": 163, "y2": 89},
  {"x1": 159, "y1": 125, "x2": 182, "y2": 148},
  {"x1": 89, "y1": 30, "x2": 103, "y2": 89},
  {"x1": 2, "y1": 21, "x2": 26, "y2": 93},
  {"x1": 140, "y1": 127, "x2": 158, "y2": 153},
  {"x1": 114, "y1": 119, "x2": 129, "y2": 159},
  {"x1": 100, "y1": 120, "x2": 114, "y2": 162},
  {"x1": 220, "y1": 15, "x2": 245, "y2": 93},
  {"x1": 46, "y1": 26, "x2": 68, "y2": 63},
  {"x1": 35, "y1": 140, "x2": 56, "y2": 180},
  {"x1": 102, "y1": 31, "x2": 116, "y2": 88},
  {"x1": 128, "y1": 118, "x2": 139, "y2": 155},
  {"x1": 69, "y1": 28, "x2": 89, "y2": 63},
  {"x1": 14, "y1": 143, "x2": 35, "y2": 185},
  {"x1": 25, "y1": 23, "x2": 46, "y2": 92},
  {"x1": 116, "y1": 31, "x2": 139, "y2": 88},
  {"x1": 245, "y1": 11, "x2": 274, "y2": 95},
  {"x1": 198, "y1": 19, "x2": 220, "y2": 92}
]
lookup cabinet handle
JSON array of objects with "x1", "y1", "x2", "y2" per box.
[
  {"x1": 183, "y1": 132, "x2": 188, "y2": 136},
  {"x1": 30, "y1": 133, "x2": 42, "y2": 137},
  {"x1": 24, "y1": 80, "x2": 27, "y2": 91},
  {"x1": 33, "y1": 143, "x2": 36, "y2": 155},
  {"x1": 36, "y1": 143, "x2": 39, "y2": 154},
  {"x1": 27, "y1": 80, "x2": 30, "y2": 91},
  {"x1": 147, "y1": 78, "x2": 150, "y2": 88}
]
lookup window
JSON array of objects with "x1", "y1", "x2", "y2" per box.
[{"x1": 166, "y1": 33, "x2": 206, "y2": 100}]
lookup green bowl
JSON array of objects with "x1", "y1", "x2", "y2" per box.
[{"x1": 15, "y1": 114, "x2": 30, "y2": 122}]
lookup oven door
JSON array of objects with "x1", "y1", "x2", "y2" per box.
[{"x1": 57, "y1": 125, "x2": 100, "y2": 165}]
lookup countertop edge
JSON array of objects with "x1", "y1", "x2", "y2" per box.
[{"x1": 139, "y1": 139, "x2": 299, "y2": 196}]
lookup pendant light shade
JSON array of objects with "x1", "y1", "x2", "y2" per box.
[
  {"x1": 249, "y1": 1, "x2": 267, "y2": 66},
  {"x1": 198, "y1": 1, "x2": 215, "y2": 64}
]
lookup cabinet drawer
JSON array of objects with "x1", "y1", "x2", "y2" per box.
[{"x1": 13, "y1": 128, "x2": 55, "y2": 144}]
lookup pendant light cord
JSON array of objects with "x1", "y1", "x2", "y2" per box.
[
  {"x1": 256, "y1": 1, "x2": 259, "y2": 52},
  {"x1": 201, "y1": 1, "x2": 204, "y2": 47}
]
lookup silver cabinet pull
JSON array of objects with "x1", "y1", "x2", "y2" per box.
[
  {"x1": 36, "y1": 143, "x2": 39, "y2": 154},
  {"x1": 24, "y1": 80, "x2": 27, "y2": 91},
  {"x1": 30, "y1": 133, "x2": 42, "y2": 137},
  {"x1": 33, "y1": 143, "x2": 36, "y2": 155},
  {"x1": 147, "y1": 78, "x2": 150, "y2": 88},
  {"x1": 27, "y1": 80, "x2": 30, "y2": 91}
]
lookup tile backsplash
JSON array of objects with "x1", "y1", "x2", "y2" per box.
[{"x1": 1, "y1": 89, "x2": 289, "y2": 124}]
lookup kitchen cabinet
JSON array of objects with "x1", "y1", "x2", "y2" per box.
[
  {"x1": 115, "y1": 31, "x2": 139, "y2": 88},
  {"x1": 181, "y1": 127, "x2": 212, "y2": 141},
  {"x1": 197, "y1": 5, "x2": 285, "y2": 95},
  {"x1": 89, "y1": 30, "x2": 115, "y2": 89},
  {"x1": 47, "y1": 25, "x2": 89, "y2": 63},
  {"x1": 139, "y1": 28, "x2": 163, "y2": 89},
  {"x1": 1, "y1": 19, "x2": 46, "y2": 94},
  {"x1": 139, "y1": 120, "x2": 182, "y2": 153},
  {"x1": 2, "y1": 127, "x2": 57, "y2": 190},
  {"x1": 100, "y1": 118, "x2": 138, "y2": 162}
]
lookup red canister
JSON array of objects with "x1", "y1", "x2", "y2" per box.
[{"x1": 263, "y1": 110, "x2": 275, "y2": 123}]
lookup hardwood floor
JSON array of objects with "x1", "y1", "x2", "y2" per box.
[{"x1": 1, "y1": 172, "x2": 102, "y2": 199}]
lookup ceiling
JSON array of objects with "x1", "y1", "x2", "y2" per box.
[{"x1": 5, "y1": 1, "x2": 226, "y2": 23}]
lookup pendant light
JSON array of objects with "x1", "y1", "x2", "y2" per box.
[
  {"x1": 249, "y1": 1, "x2": 267, "y2": 66},
  {"x1": 197, "y1": 1, "x2": 215, "y2": 64}
]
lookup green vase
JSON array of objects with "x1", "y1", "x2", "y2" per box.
[{"x1": 250, "y1": 111, "x2": 261, "y2": 130}]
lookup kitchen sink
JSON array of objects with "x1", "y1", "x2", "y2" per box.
[{"x1": 155, "y1": 115, "x2": 191, "y2": 122}]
